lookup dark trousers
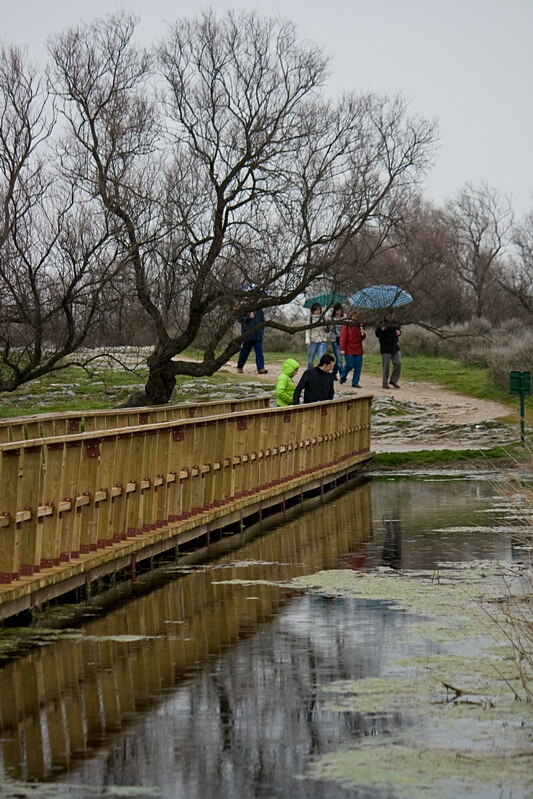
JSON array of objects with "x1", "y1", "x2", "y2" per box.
[
  {"x1": 237, "y1": 339, "x2": 265, "y2": 371},
  {"x1": 381, "y1": 351, "x2": 401, "y2": 387}
]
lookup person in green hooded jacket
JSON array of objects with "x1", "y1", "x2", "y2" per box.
[{"x1": 275, "y1": 358, "x2": 300, "y2": 406}]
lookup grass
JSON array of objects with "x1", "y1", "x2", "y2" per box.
[
  {"x1": 371, "y1": 445, "x2": 523, "y2": 468},
  {"x1": 0, "y1": 366, "x2": 149, "y2": 417}
]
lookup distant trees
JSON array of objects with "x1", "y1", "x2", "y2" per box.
[
  {"x1": 47, "y1": 10, "x2": 437, "y2": 404},
  {"x1": 439, "y1": 182, "x2": 514, "y2": 319},
  {"x1": 503, "y1": 211, "x2": 533, "y2": 315}
]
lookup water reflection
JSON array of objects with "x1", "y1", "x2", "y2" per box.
[
  {"x1": 382, "y1": 513, "x2": 403, "y2": 569},
  {"x1": 364, "y1": 475, "x2": 514, "y2": 569},
  {"x1": 0, "y1": 474, "x2": 520, "y2": 798}
]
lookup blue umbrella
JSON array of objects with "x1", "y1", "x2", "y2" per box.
[
  {"x1": 348, "y1": 285, "x2": 413, "y2": 309},
  {"x1": 303, "y1": 292, "x2": 347, "y2": 309}
]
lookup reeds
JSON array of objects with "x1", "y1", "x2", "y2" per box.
[{"x1": 492, "y1": 465, "x2": 533, "y2": 701}]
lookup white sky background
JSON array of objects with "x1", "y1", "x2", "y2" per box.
[{"x1": 2, "y1": 0, "x2": 532, "y2": 218}]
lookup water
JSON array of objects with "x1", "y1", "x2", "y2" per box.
[{"x1": 0, "y1": 472, "x2": 525, "y2": 798}]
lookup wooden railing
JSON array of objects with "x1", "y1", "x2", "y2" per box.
[
  {"x1": 0, "y1": 395, "x2": 372, "y2": 588},
  {"x1": 0, "y1": 394, "x2": 271, "y2": 443}
]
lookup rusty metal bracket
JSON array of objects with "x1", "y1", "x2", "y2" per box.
[
  {"x1": 85, "y1": 440, "x2": 101, "y2": 458},
  {"x1": 172, "y1": 427, "x2": 185, "y2": 442}
]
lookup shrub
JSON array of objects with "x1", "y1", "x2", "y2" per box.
[{"x1": 402, "y1": 319, "x2": 533, "y2": 387}]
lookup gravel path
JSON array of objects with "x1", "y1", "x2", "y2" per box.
[{"x1": 238, "y1": 361, "x2": 517, "y2": 452}]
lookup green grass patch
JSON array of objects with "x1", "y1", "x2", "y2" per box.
[
  {"x1": 0, "y1": 360, "x2": 273, "y2": 418},
  {"x1": 371, "y1": 445, "x2": 522, "y2": 467},
  {"x1": 0, "y1": 366, "x2": 149, "y2": 417}
]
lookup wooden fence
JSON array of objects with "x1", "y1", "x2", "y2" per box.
[
  {"x1": 0, "y1": 394, "x2": 271, "y2": 443},
  {"x1": 0, "y1": 394, "x2": 372, "y2": 616}
]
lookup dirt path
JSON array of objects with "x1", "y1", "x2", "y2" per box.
[{"x1": 232, "y1": 359, "x2": 516, "y2": 452}]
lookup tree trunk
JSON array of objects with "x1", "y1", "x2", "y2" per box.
[
  {"x1": 144, "y1": 355, "x2": 177, "y2": 404},
  {"x1": 120, "y1": 352, "x2": 177, "y2": 407}
]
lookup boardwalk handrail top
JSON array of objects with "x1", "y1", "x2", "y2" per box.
[
  {"x1": 0, "y1": 392, "x2": 273, "y2": 427},
  {"x1": 0, "y1": 394, "x2": 372, "y2": 453}
]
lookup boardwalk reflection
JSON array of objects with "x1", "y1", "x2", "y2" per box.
[
  {"x1": 0, "y1": 481, "x2": 373, "y2": 784},
  {"x1": 0, "y1": 475, "x2": 515, "y2": 798}
]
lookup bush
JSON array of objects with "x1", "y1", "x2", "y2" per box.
[
  {"x1": 266, "y1": 328, "x2": 305, "y2": 353},
  {"x1": 402, "y1": 319, "x2": 533, "y2": 388}
]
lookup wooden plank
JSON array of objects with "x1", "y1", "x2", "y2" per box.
[
  {"x1": 18, "y1": 444, "x2": 43, "y2": 575},
  {"x1": 124, "y1": 431, "x2": 147, "y2": 536},
  {"x1": 94, "y1": 434, "x2": 119, "y2": 547},
  {"x1": 112, "y1": 433, "x2": 133, "y2": 541},
  {"x1": 200, "y1": 420, "x2": 217, "y2": 510},
  {"x1": 38, "y1": 442, "x2": 65, "y2": 568},
  {"x1": 75, "y1": 438, "x2": 103, "y2": 554},
  {"x1": 0, "y1": 448, "x2": 22, "y2": 581},
  {"x1": 59, "y1": 441, "x2": 83, "y2": 559},
  {"x1": 190, "y1": 422, "x2": 207, "y2": 514},
  {"x1": 140, "y1": 429, "x2": 159, "y2": 532},
  {"x1": 153, "y1": 426, "x2": 171, "y2": 527}
]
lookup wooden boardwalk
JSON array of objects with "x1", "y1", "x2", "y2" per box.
[{"x1": 0, "y1": 394, "x2": 372, "y2": 620}]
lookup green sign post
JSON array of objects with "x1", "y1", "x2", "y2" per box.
[{"x1": 509, "y1": 370, "x2": 531, "y2": 447}]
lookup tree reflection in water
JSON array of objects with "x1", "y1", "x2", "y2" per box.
[{"x1": 382, "y1": 512, "x2": 403, "y2": 569}]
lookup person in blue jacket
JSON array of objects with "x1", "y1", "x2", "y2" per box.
[{"x1": 237, "y1": 308, "x2": 268, "y2": 374}]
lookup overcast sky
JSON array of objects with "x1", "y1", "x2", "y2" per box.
[{"x1": 2, "y1": 0, "x2": 532, "y2": 218}]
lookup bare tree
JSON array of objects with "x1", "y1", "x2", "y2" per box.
[
  {"x1": 369, "y1": 200, "x2": 474, "y2": 325},
  {"x1": 501, "y1": 211, "x2": 533, "y2": 317},
  {"x1": 49, "y1": 10, "x2": 437, "y2": 404},
  {"x1": 0, "y1": 44, "x2": 127, "y2": 392},
  {"x1": 0, "y1": 45, "x2": 50, "y2": 250},
  {"x1": 440, "y1": 182, "x2": 514, "y2": 318}
]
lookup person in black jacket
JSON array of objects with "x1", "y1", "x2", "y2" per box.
[
  {"x1": 375, "y1": 310, "x2": 401, "y2": 389},
  {"x1": 237, "y1": 308, "x2": 268, "y2": 374},
  {"x1": 292, "y1": 353, "x2": 335, "y2": 404}
]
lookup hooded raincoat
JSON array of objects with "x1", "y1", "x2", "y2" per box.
[{"x1": 275, "y1": 358, "x2": 300, "y2": 406}]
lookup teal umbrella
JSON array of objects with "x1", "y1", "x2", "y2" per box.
[
  {"x1": 348, "y1": 285, "x2": 413, "y2": 309},
  {"x1": 303, "y1": 292, "x2": 346, "y2": 309}
]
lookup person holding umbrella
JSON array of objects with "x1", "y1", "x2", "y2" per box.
[
  {"x1": 375, "y1": 310, "x2": 402, "y2": 389},
  {"x1": 339, "y1": 310, "x2": 366, "y2": 387},
  {"x1": 328, "y1": 302, "x2": 346, "y2": 380}
]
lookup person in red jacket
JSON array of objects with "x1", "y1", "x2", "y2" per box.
[{"x1": 339, "y1": 310, "x2": 366, "y2": 387}]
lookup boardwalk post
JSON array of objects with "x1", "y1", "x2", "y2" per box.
[
  {"x1": 18, "y1": 444, "x2": 43, "y2": 574},
  {"x1": 0, "y1": 448, "x2": 21, "y2": 582}
]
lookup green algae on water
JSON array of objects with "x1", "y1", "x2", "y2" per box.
[{"x1": 289, "y1": 563, "x2": 533, "y2": 798}]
